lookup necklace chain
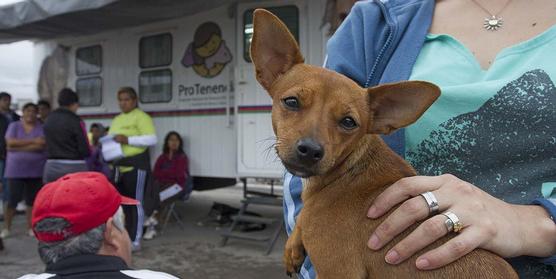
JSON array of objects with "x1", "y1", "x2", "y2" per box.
[
  {"x1": 470, "y1": 0, "x2": 512, "y2": 31},
  {"x1": 470, "y1": 0, "x2": 512, "y2": 17}
]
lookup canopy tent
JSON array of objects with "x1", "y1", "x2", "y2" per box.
[
  {"x1": 0, "y1": 0, "x2": 354, "y2": 43},
  {"x1": 0, "y1": 0, "x2": 243, "y2": 43}
]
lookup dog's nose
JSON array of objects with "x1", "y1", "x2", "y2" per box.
[{"x1": 296, "y1": 138, "x2": 324, "y2": 164}]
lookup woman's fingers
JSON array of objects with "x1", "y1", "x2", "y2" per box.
[
  {"x1": 382, "y1": 214, "x2": 450, "y2": 264},
  {"x1": 369, "y1": 191, "x2": 445, "y2": 250},
  {"x1": 368, "y1": 175, "x2": 450, "y2": 218},
  {"x1": 415, "y1": 227, "x2": 483, "y2": 270},
  {"x1": 368, "y1": 177, "x2": 457, "y2": 250},
  {"x1": 366, "y1": 174, "x2": 512, "y2": 270}
]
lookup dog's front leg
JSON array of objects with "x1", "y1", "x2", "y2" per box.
[{"x1": 284, "y1": 218, "x2": 306, "y2": 277}]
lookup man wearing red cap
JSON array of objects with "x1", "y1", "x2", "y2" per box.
[{"x1": 17, "y1": 172, "x2": 179, "y2": 279}]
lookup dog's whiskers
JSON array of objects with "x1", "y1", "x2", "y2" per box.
[{"x1": 259, "y1": 136, "x2": 281, "y2": 163}]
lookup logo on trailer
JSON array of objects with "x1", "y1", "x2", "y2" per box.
[{"x1": 181, "y1": 22, "x2": 233, "y2": 78}]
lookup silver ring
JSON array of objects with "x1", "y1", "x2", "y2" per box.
[
  {"x1": 419, "y1": 191, "x2": 439, "y2": 216},
  {"x1": 442, "y1": 211, "x2": 463, "y2": 233}
]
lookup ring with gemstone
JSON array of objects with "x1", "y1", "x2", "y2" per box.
[{"x1": 442, "y1": 211, "x2": 463, "y2": 233}]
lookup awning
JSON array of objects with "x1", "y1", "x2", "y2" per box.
[{"x1": 0, "y1": 0, "x2": 239, "y2": 43}]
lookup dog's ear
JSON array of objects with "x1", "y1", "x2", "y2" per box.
[
  {"x1": 251, "y1": 9, "x2": 304, "y2": 91},
  {"x1": 366, "y1": 81, "x2": 440, "y2": 135}
]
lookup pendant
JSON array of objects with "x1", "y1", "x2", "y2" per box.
[{"x1": 484, "y1": 15, "x2": 503, "y2": 31}]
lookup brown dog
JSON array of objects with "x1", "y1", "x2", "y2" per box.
[{"x1": 250, "y1": 9, "x2": 518, "y2": 279}]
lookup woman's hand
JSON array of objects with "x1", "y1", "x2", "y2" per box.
[
  {"x1": 366, "y1": 174, "x2": 556, "y2": 270},
  {"x1": 33, "y1": 137, "x2": 46, "y2": 146},
  {"x1": 114, "y1": 135, "x2": 128, "y2": 144}
]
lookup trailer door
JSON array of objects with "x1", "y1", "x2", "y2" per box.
[{"x1": 235, "y1": 1, "x2": 309, "y2": 178}]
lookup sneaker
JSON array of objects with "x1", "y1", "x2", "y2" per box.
[
  {"x1": 131, "y1": 241, "x2": 141, "y2": 253},
  {"x1": 143, "y1": 226, "x2": 157, "y2": 240},
  {"x1": 16, "y1": 202, "x2": 26, "y2": 212},
  {"x1": 15, "y1": 202, "x2": 26, "y2": 215},
  {"x1": 28, "y1": 229, "x2": 35, "y2": 237},
  {"x1": 143, "y1": 215, "x2": 159, "y2": 227},
  {"x1": 0, "y1": 229, "x2": 9, "y2": 239}
]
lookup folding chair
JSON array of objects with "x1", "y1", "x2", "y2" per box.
[
  {"x1": 160, "y1": 197, "x2": 187, "y2": 232},
  {"x1": 160, "y1": 170, "x2": 193, "y2": 233}
]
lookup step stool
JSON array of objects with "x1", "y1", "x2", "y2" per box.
[{"x1": 219, "y1": 178, "x2": 283, "y2": 255}]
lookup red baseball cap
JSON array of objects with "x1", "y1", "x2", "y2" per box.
[{"x1": 32, "y1": 172, "x2": 138, "y2": 242}]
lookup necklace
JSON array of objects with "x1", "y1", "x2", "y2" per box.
[{"x1": 470, "y1": 0, "x2": 512, "y2": 31}]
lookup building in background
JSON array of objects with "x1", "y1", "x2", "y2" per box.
[{"x1": 0, "y1": 40, "x2": 37, "y2": 107}]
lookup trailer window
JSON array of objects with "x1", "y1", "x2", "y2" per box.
[
  {"x1": 76, "y1": 77, "x2": 102, "y2": 107},
  {"x1": 243, "y1": 6, "x2": 299, "y2": 62},
  {"x1": 139, "y1": 69, "x2": 172, "y2": 103},
  {"x1": 76, "y1": 45, "x2": 102, "y2": 75},
  {"x1": 140, "y1": 33, "x2": 172, "y2": 68}
]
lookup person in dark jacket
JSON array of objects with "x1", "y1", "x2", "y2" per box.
[
  {"x1": 0, "y1": 92, "x2": 20, "y2": 123},
  {"x1": 43, "y1": 88, "x2": 90, "y2": 183},
  {"x1": 0, "y1": 114, "x2": 9, "y2": 218},
  {"x1": 17, "y1": 172, "x2": 179, "y2": 279},
  {"x1": 0, "y1": 92, "x2": 20, "y2": 225}
]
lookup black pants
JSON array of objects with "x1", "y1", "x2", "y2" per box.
[
  {"x1": 115, "y1": 168, "x2": 149, "y2": 246},
  {"x1": 8, "y1": 178, "x2": 43, "y2": 208}
]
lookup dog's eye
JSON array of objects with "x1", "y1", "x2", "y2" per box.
[
  {"x1": 340, "y1": 117, "x2": 358, "y2": 130},
  {"x1": 282, "y1": 97, "x2": 300, "y2": 110}
]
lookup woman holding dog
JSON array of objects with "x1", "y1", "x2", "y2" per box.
[{"x1": 285, "y1": 0, "x2": 556, "y2": 278}]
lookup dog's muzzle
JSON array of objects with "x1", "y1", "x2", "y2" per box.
[
  {"x1": 280, "y1": 138, "x2": 324, "y2": 178},
  {"x1": 295, "y1": 138, "x2": 324, "y2": 166}
]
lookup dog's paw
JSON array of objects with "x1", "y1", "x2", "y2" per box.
[{"x1": 283, "y1": 243, "x2": 304, "y2": 276}]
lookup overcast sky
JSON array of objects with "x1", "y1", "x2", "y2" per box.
[{"x1": 0, "y1": 0, "x2": 37, "y2": 105}]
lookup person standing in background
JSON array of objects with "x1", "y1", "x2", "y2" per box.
[
  {"x1": 0, "y1": 92, "x2": 20, "y2": 225},
  {"x1": 1, "y1": 103, "x2": 46, "y2": 238},
  {"x1": 0, "y1": 92, "x2": 20, "y2": 123},
  {"x1": 43, "y1": 88, "x2": 90, "y2": 183},
  {"x1": 109, "y1": 87, "x2": 157, "y2": 251},
  {"x1": 37, "y1": 100, "x2": 51, "y2": 124},
  {"x1": 86, "y1": 123, "x2": 111, "y2": 178},
  {"x1": 90, "y1": 123, "x2": 104, "y2": 147}
]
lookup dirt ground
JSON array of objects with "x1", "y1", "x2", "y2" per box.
[{"x1": 0, "y1": 185, "x2": 292, "y2": 279}]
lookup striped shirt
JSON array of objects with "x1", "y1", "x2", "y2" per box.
[{"x1": 283, "y1": 172, "x2": 315, "y2": 279}]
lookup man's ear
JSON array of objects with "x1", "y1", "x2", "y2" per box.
[
  {"x1": 250, "y1": 9, "x2": 304, "y2": 92},
  {"x1": 367, "y1": 81, "x2": 440, "y2": 134},
  {"x1": 102, "y1": 217, "x2": 119, "y2": 250}
]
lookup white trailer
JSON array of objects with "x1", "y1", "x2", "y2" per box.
[{"x1": 30, "y1": 0, "x2": 330, "y2": 188}]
